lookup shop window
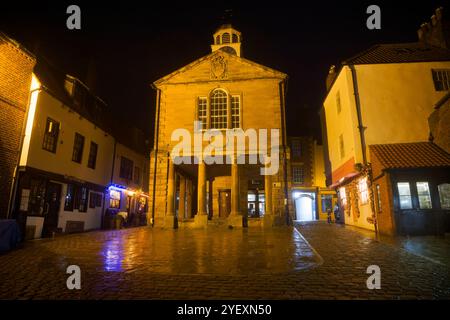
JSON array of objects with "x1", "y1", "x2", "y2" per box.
[
  {"x1": 397, "y1": 182, "x2": 412, "y2": 209},
  {"x1": 376, "y1": 184, "x2": 382, "y2": 213},
  {"x1": 64, "y1": 184, "x2": 74, "y2": 211},
  {"x1": 42, "y1": 117, "x2": 60, "y2": 153},
  {"x1": 358, "y1": 177, "x2": 369, "y2": 205},
  {"x1": 119, "y1": 156, "x2": 134, "y2": 180},
  {"x1": 28, "y1": 179, "x2": 46, "y2": 216},
  {"x1": 109, "y1": 190, "x2": 121, "y2": 209},
  {"x1": 339, "y1": 187, "x2": 347, "y2": 207},
  {"x1": 78, "y1": 187, "x2": 89, "y2": 212},
  {"x1": 321, "y1": 194, "x2": 333, "y2": 213},
  {"x1": 438, "y1": 183, "x2": 450, "y2": 209},
  {"x1": 89, "y1": 192, "x2": 103, "y2": 208},
  {"x1": 416, "y1": 182, "x2": 432, "y2": 209}
]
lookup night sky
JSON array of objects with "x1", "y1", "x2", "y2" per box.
[{"x1": 1, "y1": 1, "x2": 446, "y2": 145}]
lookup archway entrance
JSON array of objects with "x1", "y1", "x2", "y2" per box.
[{"x1": 293, "y1": 191, "x2": 317, "y2": 221}]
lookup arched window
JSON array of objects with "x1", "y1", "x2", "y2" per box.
[
  {"x1": 210, "y1": 89, "x2": 228, "y2": 129},
  {"x1": 232, "y1": 34, "x2": 238, "y2": 43},
  {"x1": 222, "y1": 33, "x2": 230, "y2": 44},
  {"x1": 216, "y1": 35, "x2": 220, "y2": 45}
]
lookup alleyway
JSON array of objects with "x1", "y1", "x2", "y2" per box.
[{"x1": 0, "y1": 222, "x2": 449, "y2": 299}]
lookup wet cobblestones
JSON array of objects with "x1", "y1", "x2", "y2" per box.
[{"x1": 0, "y1": 222, "x2": 449, "y2": 299}]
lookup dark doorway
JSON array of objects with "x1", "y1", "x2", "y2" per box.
[
  {"x1": 219, "y1": 190, "x2": 231, "y2": 218},
  {"x1": 42, "y1": 182, "x2": 62, "y2": 237}
]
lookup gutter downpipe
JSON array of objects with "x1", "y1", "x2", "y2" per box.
[
  {"x1": 349, "y1": 64, "x2": 378, "y2": 235},
  {"x1": 151, "y1": 85, "x2": 161, "y2": 227},
  {"x1": 279, "y1": 78, "x2": 290, "y2": 226}
]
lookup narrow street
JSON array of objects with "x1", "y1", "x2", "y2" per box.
[{"x1": 1, "y1": 222, "x2": 449, "y2": 299}]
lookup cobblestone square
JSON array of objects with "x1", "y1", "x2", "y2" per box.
[{"x1": 0, "y1": 222, "x2": 449, "y2": 299}]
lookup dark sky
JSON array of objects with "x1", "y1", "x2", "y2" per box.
[{"x1": 1, "y1": 1, "x2": 446, "y2": 144}]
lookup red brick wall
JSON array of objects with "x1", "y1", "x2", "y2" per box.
[
  {"x1": 370, "y1": 149, "x2": 396, "y2": 235},
  {"x1": 0, "y1": 36, "x2": 35, "y2": 218}
]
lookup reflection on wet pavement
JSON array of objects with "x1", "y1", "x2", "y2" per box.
[{"x1": 98, "y1": 226, "x2": 319, "y2": 274}]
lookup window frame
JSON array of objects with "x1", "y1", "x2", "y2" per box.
[
  {"x1": 72, "y1": 133, "x2": 85, "y2": 164},
  {"x1": 87, "y1": 141, "x2": 98, "y2": 169},
  {"x1": 397, "y1": 182, "x2": 413, "y2": 210},
  {"x1": 210, "y1": 89, "x2": 228, "y2": 130},
  {"x1": 416, "y1": 181, "x2": 432, "y2": 209},
  {"x1": 42, "y1": 117, "x2": 60, "y2": 153},
  {"x1": 292, "y1": 166, "x2": 304, "y2": 184},
  {"x1": 119, "y1": 156, "x2": 134, "y2": 180},
  {"x1": 432, "y1": 69, "x2": 450, "y2": 91}
]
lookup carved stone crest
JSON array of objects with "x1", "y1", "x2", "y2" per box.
[{"x1": 210, "y1": 55, "x2": 227, "y2": 80}]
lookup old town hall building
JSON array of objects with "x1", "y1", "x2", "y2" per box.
[{"x1": 149, "y1": 24, "x2": 290, "y2": 228}]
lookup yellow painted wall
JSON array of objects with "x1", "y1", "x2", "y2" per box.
[
  {"x1": 112, "y1": 142, "x2": 148, "y2": 191},
  {"x1": 323, "y1": 67, "x2": 362, "y2": 173},
  {"x1": 355, "y1": 62, "x2": 450, "y2": 162},
  {"x1": 21, "y1": 88, "x2": 115, "y2": 186}
]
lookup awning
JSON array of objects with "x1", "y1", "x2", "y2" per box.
[{"x1": 328, "y1": 171, "x2": 361, "y2": 189}]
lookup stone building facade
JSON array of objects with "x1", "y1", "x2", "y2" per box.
[
  {"x1": 0, "y1": 33, "x2": 36, "y2": 218},
  {"x1": 148, "y1": 24, "x2": 289, "y2": 228}
]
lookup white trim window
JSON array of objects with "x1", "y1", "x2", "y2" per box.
[
  {"x1": 231, "y1": 95, "x2": 240, "y2": 128},
  {"x1": 397, "y1": 182, "x2": 412, "y2": 209},
  {"x1": 197, "y1": 97, "x2": 207, "y2": 130},
  {"x1": 358, "y1": 177, "x2": 369, "y2": 205},
  {"x1": 416, "y1": 182, "x2": 432, "y2": 209},
  {"x1": 210, "y1": 89, "x2": 228, "y2": 129}
]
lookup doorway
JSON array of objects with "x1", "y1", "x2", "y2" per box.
[
  {"x1": 293, "y1": 191, "x2": 317, "y2": 221},
  {"x1": 42, "y1": 182, "x2": 62, "y2": 237},
  {"x1": 218, "y1": 190, "x2": 231, "y2": 218}
]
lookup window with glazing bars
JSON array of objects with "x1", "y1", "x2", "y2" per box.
[
  {"x1": 432, "y1": 69, "x2": 450, "y2": 91},
  {"x1": 197, "y1": 97, "x2": 207, "y2": 129},
  {"x1": 231, "y1": 95, "x2": 240, "y2": 128},
  {"x1": 210, "y1": 90, "x2": 228, "y2": 129},
  {"x1": 72, "y1": 133, "x2": 85, "y2": 163},
  {"x1": 42, "y1": 117, "x2": 60, "y2": 153}
]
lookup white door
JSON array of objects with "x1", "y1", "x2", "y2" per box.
[{"x1": 295, "y1": 196, "x2": 314, "y2": 221}]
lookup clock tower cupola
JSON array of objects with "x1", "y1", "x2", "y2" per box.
[{"x1": 211, "y1": 24, "x2": 242, "y2": 57}]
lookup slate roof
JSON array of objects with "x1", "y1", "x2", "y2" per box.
[
  {"x1": 369, "y1": 142, "x2": 450, "y2": 169},
  {"x1": 343, "y1": 42, "x2": 450, "y2": 65}
]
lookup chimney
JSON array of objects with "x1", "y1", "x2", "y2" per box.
[
  {"x1": 326, "y1": 65, "x2": 337, "y2": 91},
  {"x1": 417, "y1": 7, "x2": 449, "y2": 49}
]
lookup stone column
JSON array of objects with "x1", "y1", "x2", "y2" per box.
[
  {"x1": 165, "y1": 158, "x2": 177, "y2": 228},
  {"x1": 231, "y1": 162, "x2": 240, "y2": 215},
  {"x1": 228, "y1": 158, "x2": 243, "y2": 227},
  {"x1": 194, "y1": 161, "x2": 208, "y2": 227},
  {"x1": 179, "y1": 175, "x2": 186, "y2": 221},
  {"x1": 263, "y1": 169, "x2": 274, "y2": 227}
]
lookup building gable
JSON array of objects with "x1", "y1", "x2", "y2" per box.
[{"x1": 154, "y1": 50, "x2": 287, "y2": 86}]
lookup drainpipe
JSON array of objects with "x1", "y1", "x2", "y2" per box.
[
  {"x1": 349, "y1": 65, "x2": 367, "y2": 165},
  {"x1": 151, "y1": 85, "x2": 161, "y2": 227},
  {"x1": 279, "y1": 78, "x2": 290, "y2": 225}
]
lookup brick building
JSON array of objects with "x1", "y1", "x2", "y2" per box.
[
  {"x1": 288, "y1": 136, "x2": 336, "y2": 222},
  {"x1": 0, "y1": 33, "x2": 36, "y2": 219}
]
